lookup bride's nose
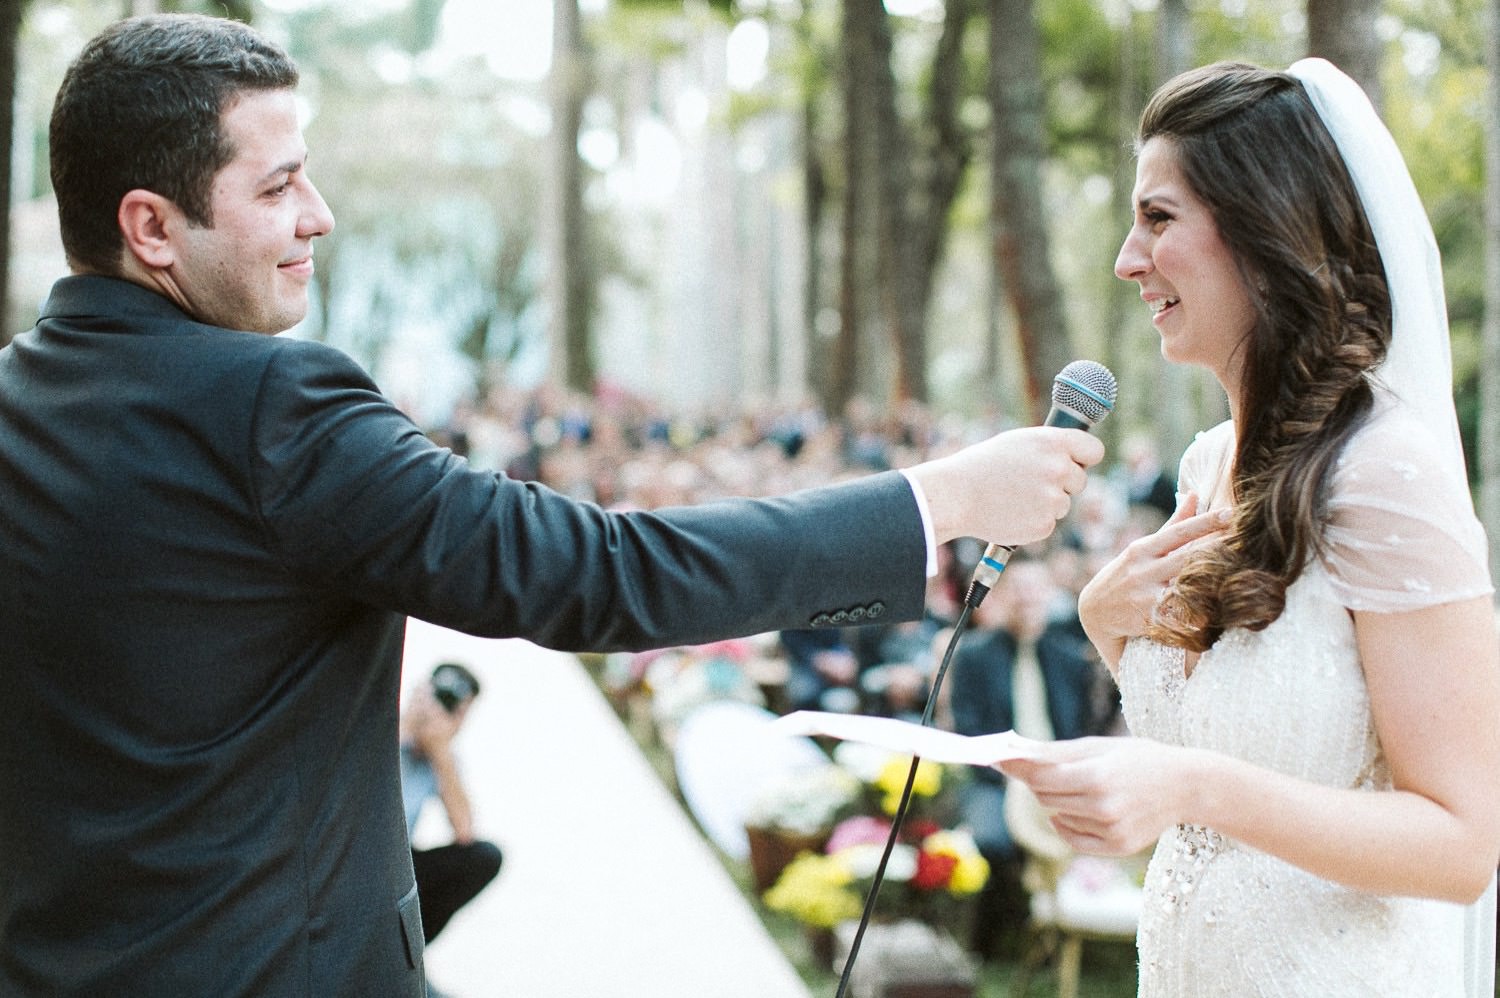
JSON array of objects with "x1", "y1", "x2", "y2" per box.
[{"x1": 1115, "y1": 228, "x2": 1150, "y2": 282}]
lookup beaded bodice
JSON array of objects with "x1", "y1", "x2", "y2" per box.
[{"x1": 1118, "y1": 569, "x2": 1463, "y2": 996}]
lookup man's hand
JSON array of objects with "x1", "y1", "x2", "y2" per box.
[
  {"x1": 906, "y1": 426, "x2": 1105, "y2": 548},
  {"x1": 407, "y1": 684, "x2": 465, "y2": 753}
]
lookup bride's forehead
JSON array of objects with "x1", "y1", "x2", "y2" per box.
[{"x1": 1132, "y1": 141, "x2": 1197, "y2": 207}]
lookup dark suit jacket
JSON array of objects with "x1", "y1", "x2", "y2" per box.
[
  {"x1": 0, "y1": 276, "x2": 928, "y2": 997},
  {"x1": 948, "y1": 622, "x2": 1104, "y2": 786}
]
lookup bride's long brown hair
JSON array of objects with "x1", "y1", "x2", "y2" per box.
[{"x1": 1139, "y1": 63, "x2": 1393, "y2": 652}]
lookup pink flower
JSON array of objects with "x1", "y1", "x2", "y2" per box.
[{"x1": 826, "y1": 815, "x2": 892, "y2": 854}]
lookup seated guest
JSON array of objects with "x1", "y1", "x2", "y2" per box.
[
  {"x1": 946, "y1": 553, "x2": 1112, "y2": 957},
  {"x1": 855, "y1": 541, "x2": 965, "y2": 719},
  {"x1": 779, "y1": 627, "x2": 863, "y2": 714}
]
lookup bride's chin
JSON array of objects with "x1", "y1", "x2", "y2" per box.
[{"x1": 1158, "y1": 334, "x2": 1196, "y2": 368}]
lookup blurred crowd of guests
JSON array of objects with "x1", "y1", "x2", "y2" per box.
[
  {"x1": 426, "y1": 381, "x2": 1179, "y2": 956},
  {"x1": 424, "y1": 380, "x2": 1180, "y2": 738}
]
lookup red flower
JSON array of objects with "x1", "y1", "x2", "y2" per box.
[
  {"x1": 906, "y1": 818, "x2": 942, "y2": 841},
  {"x1": 911, "y1": 849, "x2": 958, "y2": 891}
]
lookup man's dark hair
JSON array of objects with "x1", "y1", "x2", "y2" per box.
[{"x1": 49, "y1": 14, "x2": 299, "y2": 275}]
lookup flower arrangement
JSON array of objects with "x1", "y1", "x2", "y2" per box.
[
  {"x1": 761, "y1": 743, "x2": 989, "y2": 930},
  {"x1": 742, "y1": 763, "x2": 863, "y2": 893},
  {"x1": 745, "y1": 763, "x2": 862, "y2": 837}
]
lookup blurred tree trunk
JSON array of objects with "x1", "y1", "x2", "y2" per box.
[
  {"x1": 1480, "y1": 0, "x2": 1500, "y2": 575},
  {"x1": 796, "y1": 0, "x2": 833, "y2": 406},
  {"x1": 546, "y1": 0, "x2": 595, "y2": 391},
  {"x1": 863, "y1": 0, "x2": 926, "y2": 403},
  {"x1": 1101, "y1": 10, "x2": 1146, "y2": 458},
  {"x1": 989, "y1": 0, "x2": 1072, "y2": 422},
  {"x1": 1306, "y1": 0, "x2": 1383, "y2": 112},
  {"x1": 863, "y1": 0, "x2": 973, "y2": 405},
  {"x1": 888, "y1": 0, "x2": 972, "y2": 405},
  {"x1": 832, "y1": 0, "x2": 877, "y2": 417},
  {"x1": 0, "y1": 0, "x2": 22, "y2": 347},
  {"x1": 835, "y1": 0, "x2": 972, "y2": 410},
  {"x1": 1157, "y1": 0, "x2": 1192, "y2": 83}
]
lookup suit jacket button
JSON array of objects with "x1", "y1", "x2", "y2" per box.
[
  {"x1": 867, "y1": 602, "x2": 885, "y2": 619},
  {"x1": 847, "y1": 606, "x2": 866, "y2": 623},
  {"x1": 811, "y1": 613, "x2": 832, "y2": 627},
  {"x1": 830, "y1": 610, "x2": 849, "y2": 624}
]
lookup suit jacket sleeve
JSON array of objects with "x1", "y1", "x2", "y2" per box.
[{"x1": 248, "y1": 339, "x2": 929, "y2": 651}]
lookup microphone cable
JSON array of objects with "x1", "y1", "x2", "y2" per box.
[
  {"x1": 832, "y1": 360, "x2": 1114, "y2": 993},
  {"x1": 831, "y1": 570, "x2": 998, "y2": 998}
]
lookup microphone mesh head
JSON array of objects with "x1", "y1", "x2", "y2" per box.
[{"x1": 1053, "y1": 360, "x2": 1117, "y2": 427}]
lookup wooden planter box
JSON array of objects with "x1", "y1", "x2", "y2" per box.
[
  {"x1": 832, "y1": 918, "x2": 977, "y2": 998},
  {"x1": 744, "y1": 824, "x2": 830, "y2": 893}
]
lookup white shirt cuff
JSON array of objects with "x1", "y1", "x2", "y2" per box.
[{"x1": 899, "y1": 469, "x2": 939, "y2": 578}]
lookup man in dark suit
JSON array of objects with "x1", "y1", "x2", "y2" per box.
[
  {"x1": 0, "y1": 14, "x2": 1103, "y2": 997},
  {"x1": 947, "y1": 551, "x2": 1114, "y2": 957}
]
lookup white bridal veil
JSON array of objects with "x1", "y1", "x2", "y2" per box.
[{"x1": 1288, "y1": 56, "x2": 1497, "y2": 998}]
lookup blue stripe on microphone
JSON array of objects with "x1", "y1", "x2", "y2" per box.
[
  {"x1": 981, "y1": 557, "x2": 1007, "y2": 574},
  {"x1": 1058, "y1": 375, "x2": 1116, "y2": 412}
]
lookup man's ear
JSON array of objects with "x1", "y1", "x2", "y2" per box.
[{"x1": 117, "y1": 190, "x2": 180, "y2": 271}]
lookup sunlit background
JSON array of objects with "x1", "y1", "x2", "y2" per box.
[{"x1": 9, "y1": 1, "x2": 1488, "y2": 451}]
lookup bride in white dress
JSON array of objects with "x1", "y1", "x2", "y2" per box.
[{"x1": 999, "y1": 60, "x2": 1500, "y2": 997}]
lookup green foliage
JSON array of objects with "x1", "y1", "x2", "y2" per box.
[
  {"x1": 15, "y1": 0, "x2": 1491, "y2": 428},
  {"x1": 265, "y1": 2, "x2": 552, "y2": 378},
  {"x1": 615, "y1": 0, "x2": 736, "y2": 15},
  {"x1": 1380, "y1": 18, "x2": 1485, "y2": 478},
  {"x1": 158, "y1": 0, "x2": 256, "y2": 21},
  {"x1": 1390, "y1": 0, "x2": 1485, "y2": 64},
  {"x1": 1038, "y1": 0, "x2": 1119, "y2": 162},
  {"x1": 1190, "y1": 0, "x2": 1304, "y2": 68}
]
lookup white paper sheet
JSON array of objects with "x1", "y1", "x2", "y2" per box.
[{"x1": 769, "y1": 710, "x2": 1040, "y2": 766}]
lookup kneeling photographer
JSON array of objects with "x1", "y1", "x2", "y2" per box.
[{"x1": 399, "y1": 662, "x2": 504, "y2": 989}]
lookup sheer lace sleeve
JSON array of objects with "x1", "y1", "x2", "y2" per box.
[
  {"x1": 1321, "y1": 400, "x2": 1493, "y2": 612},
  {"x1": 1176, "y1": 420, "x2": 1236, "y2": 511}
]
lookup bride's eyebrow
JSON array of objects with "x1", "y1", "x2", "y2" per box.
[{"x1": 1136, "y1": 192, "x2": 1181, "y2": 213}]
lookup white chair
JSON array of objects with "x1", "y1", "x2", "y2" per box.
[
  {"x1": 1004, "y1": 781, "x2": 1143, "y2": 998},
  {"x1": 672, "y1": 700, "x2": 829, "y2": 861}
]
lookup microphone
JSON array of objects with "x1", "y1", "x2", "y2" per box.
[{"x1": 965, "y1": 360, "x2": 1118, "y2": 607}]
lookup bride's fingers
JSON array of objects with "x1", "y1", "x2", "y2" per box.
[
  {"x1": 1157, "y1": 528, "x2": 1223, "y2": 573},
  {"x1": 1048, "y1": 814, "x2": 1122, "y2": 854},
  {"x1": 1145, "y1": 508, "x2": 1230, "y2": 561},
  {"x1": 1056, "y1": 828, "x2": 1137, "y2": 856},
  {"x1": 1049, "y1": 811, "x2": 1108, "y2": 837},
  {"x1": 1167, "y1": 491, "x2": 1199, "y2": 522}
]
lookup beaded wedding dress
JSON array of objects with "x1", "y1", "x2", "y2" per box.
[{"x1": 1119, "y1": 402, "x2": 1492, "y2": 997}]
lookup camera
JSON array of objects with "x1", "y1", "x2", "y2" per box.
[{"x1": 430, "y1": 663, "x2": 479, "y2": 714}]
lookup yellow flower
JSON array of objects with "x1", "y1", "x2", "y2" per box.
[
  {"x1": 948, "y1": 852, "x2": 990, "y2": 895},
  {"x1": 922, "y1": 829, "x2": 990, "y2": 895},
  {"x1": 875, "y1": 756, "x2": 942, "y2": 814},
  {"x1": 763, "y1": 852, "x2": 863, "y2": 928}
]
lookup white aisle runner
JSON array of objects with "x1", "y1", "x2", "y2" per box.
[{"x1": 402, "y1": 619, "x2": 812, "y2": 998}]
